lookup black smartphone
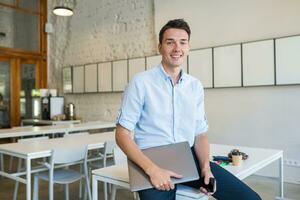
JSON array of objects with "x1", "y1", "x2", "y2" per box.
[{"x1": 201, "y1": 177, "x2": 216, "y2": 193}]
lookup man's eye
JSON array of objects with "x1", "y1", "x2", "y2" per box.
[{"x1": 167, "y1": 42, "x2": 173, "y2": 45}]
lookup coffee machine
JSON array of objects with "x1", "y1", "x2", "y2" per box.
[{"x1": 41, "y1": 96, "x2": 64, "y2": 120}]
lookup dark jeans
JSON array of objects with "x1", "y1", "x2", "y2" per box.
[{"x1": 138, "y1": 147, "x2": 262, "y2": 200}]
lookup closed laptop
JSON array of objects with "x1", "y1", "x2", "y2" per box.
[{"x1": 128, "y1": 141, "x2": 199, "y2": 191}]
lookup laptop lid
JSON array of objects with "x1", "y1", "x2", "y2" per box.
[{"x1": 128, "y1": 141, "x2": 199, "y2": 191}]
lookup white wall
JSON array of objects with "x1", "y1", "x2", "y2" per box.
[
  {"x1": 155, "y1": 0, "x2": 300, "y2": 182},
  {"x1": 155, "y1": 0, "x2": 300, "y2": 48}
]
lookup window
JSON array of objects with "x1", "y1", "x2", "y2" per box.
[{"x1": 0, "y1": 0, "x2": 47, "y2": 127}]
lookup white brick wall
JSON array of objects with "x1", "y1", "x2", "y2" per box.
[{"x1": 48, "y1": 0, "x2": 157, "y2": 121}]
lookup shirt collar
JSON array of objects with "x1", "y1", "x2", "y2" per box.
[{"x1": 158, "y1": 63, "x2": 187, "y2": 83}]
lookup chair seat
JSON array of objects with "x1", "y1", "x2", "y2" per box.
[{"x1": 37, "y1": 169, "x2": 84, "y2": 184}]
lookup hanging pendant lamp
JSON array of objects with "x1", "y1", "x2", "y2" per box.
[{"x1": 53, "y1": 0, "x2": 74, "y2": 16}]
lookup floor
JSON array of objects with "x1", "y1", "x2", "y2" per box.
[{"x1": 0, "y1": 156, "x2": 299, "y2": 200}]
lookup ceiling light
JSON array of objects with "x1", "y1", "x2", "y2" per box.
[
  {"x1": 53, "y1": 6, "x2": 73, "y2": 16},
  {"x1": 52, "y1": 0, "x2": 75, "y2": 17}
]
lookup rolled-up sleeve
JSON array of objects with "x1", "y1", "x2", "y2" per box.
[
  {"x1": 195, "y1": 83, "x2": 209, "y2": 136},
  {"x1": 116, "y1": 76, "x2": 144, "y2": 131}
]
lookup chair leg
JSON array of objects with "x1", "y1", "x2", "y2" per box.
[
  {"x1": 8, "y1": 156, "x2": 14, "y2": 171},
  {"x1": 33, "y1": 175, "x2": 39, "y2": 200},
  {"x1": 84, "y1": 171, "x2": 92, "y2": 200},
  {"x1": 79, "y1": 164, "x2": 83, "y2": 199},
  {"x1": 65, "y1": 184, "x2": 69, "y2": 200},
  {"x1": 13, "y1": 158, "x2": 23, "y2": 200},
  {"x1": 133, "y1": 192, "x2": 140, "y2": 200},
  {"x1": 49, "y1": 174, "x2": 54, "y2": 200},
  {"x1": 110, "y1": 185, "x2": 117, "y2": 200},
  {"x1": 104, "y1": 182, "x2": 108, "y2": 200},
  {"x1": 13, "y1": 181, "x2": 20, "y2": 200},
  {"x1": 0, "y1": 153, "x2": 3, "y2": 172}
]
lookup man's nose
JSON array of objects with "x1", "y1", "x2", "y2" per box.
[{"x1": 173, "y1": 42, "x2": 180, "y2": 51}]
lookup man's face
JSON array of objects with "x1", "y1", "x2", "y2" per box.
[{"x1": 159, "y1": 28, "x2": 190, "y2": 69}]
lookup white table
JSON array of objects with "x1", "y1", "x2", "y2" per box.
[
  {"x1": 0, "y1": 131, "x2": 115, "y2": 200},
  {"x1": 0, "y1": 121, "x2": 116, "y2": 139},
  {"x1": 92, "y1": 143, "x2": 284, "y2": 200}
]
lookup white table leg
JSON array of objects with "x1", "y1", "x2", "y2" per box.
[
  {"x1": 26, "y1": 157, "x2": 31, "y2": 200},
  {"x1": 92, "y1": 175, "x2": 98, "y2": 200}
]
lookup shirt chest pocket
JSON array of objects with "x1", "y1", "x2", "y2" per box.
[{"x1": 143, "y1": 90, "x2": 173, "y2": 118}]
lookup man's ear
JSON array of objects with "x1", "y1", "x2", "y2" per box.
[{"x1": 158, "y1": 43, "x2": 162, "y2": 54}]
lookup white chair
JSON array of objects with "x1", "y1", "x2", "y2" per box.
[
  {"x1": 110, "y1": 147, "x2": 137, "y2": 200},
  {"x1": 13, "y1": 136, "x2": 49, "y2": 200},
  {"x1": 33, "y1": 145, "x2": 92, "y2": 200},
  {"x1": 89, "y1": 140, "x2": 116, "y2": 200},
  {"x1": 64, "y1": 131, "x2": 90, "y2": 199}
]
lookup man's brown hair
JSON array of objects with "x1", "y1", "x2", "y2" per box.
[{"x1": 159, "y1": 19, "x2": 191, "y2": 44}]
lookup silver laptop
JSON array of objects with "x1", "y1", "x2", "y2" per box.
[{"x1": 128, "y1": 141, "x2": 199, "y2": 191}]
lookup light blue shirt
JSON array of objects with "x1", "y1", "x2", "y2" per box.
[{"x1": 117, "y1": 64, "x2": 208, "y2": 149}]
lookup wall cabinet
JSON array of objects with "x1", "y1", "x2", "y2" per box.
[
  {"x1": 276, "y1": 35, "x2": 300, "y2": 85},
  {"x1": 128, "y1": 58, "x2": 145, "y2": 81},
  {"x1": 63, "y1": 35, "x2": 300, "y2": 94},
  {"x1": 242, "y1": 40, "x2": 274, "y2": 86},
  {"x1": 62, "y1": 67, "x2": 72, "y2": 93},
  {"x1": 72, "y1": 66, "x2": 84, "y2": 93},
  {"x1": 112, "y1": 60, "x2": 128, "y2": 91},
  {"x1": 84, "y1": 64, "x2": 97, "y2": 92},
  {"x1": 188, "y1": 48, "x2": 213, "y2": 88},
  {"x1": 98, "y1": 62, "x2": 112, "y2": 92}
]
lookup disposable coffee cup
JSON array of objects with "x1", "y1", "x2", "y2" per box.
[{"x1": 232, "y1": 155, "x2": 243, "y2": 166}]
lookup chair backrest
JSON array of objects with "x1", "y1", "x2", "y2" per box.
[
  {"x1": 52, "y1": 145, "x2": 88, "y2": 164},
  {"x1": 18, "y1": 136, "x2": 49, "y2": 143},
  {"x1": 64, "y1": 131, "x2": 90, "y2": 137},
  {"x1": 103, "y1": 140, "x2": 116, "y2": 156},
  {"x1": 113, "y1": 147, "x2": 127, "y2": 165},
  {"x1": 102, "y1": 140, "x2": 116, "y2": 166}
]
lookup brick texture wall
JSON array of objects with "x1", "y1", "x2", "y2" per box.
[{"x1": 48, "y1": 0, "x2": 157, "y2": 122}]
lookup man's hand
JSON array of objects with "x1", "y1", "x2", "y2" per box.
[
  {"x1": 200, "y1": 167, "x2": 216, "y2": 195},
  {"x1": 146, "y1": 165, "x2": 183, "y2": 191}
]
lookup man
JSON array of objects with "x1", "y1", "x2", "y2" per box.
[{"x1": 116, "y1": 19, "x2": 261, "y2": 200}]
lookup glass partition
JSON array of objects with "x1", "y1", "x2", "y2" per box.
[
  {"x1": 0, "y1": 60, "x2": 10, "y2": 128},
  {"x1": 20, "y1": 63, "x2": 36, "y2": 119}
]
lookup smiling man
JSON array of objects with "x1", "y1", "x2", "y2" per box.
[{"x1": 116, "y1": 19, "x2": 261, "y2": 200}]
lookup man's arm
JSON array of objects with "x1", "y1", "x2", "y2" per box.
[
  {"x1": 115, "y1": 124, "x2": 182, "y2": 190},
  {"x1": 194, "y1": 133, "x2": 215, "y2": 195}
]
